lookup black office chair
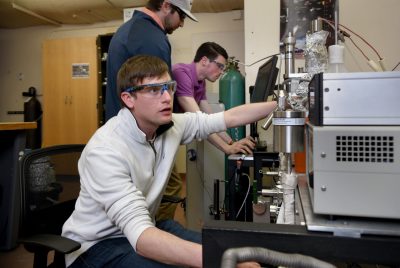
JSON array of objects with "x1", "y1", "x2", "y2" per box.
[
  {"x1": 18, "y1": 144, "x2": 85, "y2": 268},
  {"x1": 18, "y1": 144, "x2": 184, "y2": 267}
]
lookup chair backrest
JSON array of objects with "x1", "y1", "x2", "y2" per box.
[{"x1": 19, "y1": 144, "x2": 85, "y2": 238}]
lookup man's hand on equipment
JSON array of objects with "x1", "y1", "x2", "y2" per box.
[{"x1": 226, "y1": 136, "x2": 255, "y2": 155}]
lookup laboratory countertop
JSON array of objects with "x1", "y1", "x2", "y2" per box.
[{"x1": 0, "y1": 122, "x2": 37, "y2": 131}]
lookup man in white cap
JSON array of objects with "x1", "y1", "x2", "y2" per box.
[
  {"x1": 106, "y1": 0, "x2": 198, "y2": 120},
  {"x1": 106, "y1": 0, "x2": 198, "y2": 227}
]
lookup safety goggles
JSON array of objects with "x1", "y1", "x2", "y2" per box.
[
  {"x1": 172, "y1": 5, "x2": 186, "y2": 20},
  {"x1": 211, "y1": 60, "x2": 226, "y2": 71},
  {"x1": 123, "y1": 80, "x2": 177, "y2": 98}
]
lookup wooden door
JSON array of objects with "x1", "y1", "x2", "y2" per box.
[{"x1": 42, "y1": 37, "x2": 98, "y2": 146}]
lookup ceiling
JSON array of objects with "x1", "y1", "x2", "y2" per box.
[{"x1": 0, "y1": 0, "x2": 244, "y2": 29}]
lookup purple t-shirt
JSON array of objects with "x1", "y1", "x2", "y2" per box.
[{"x1": 172, "y1": 62, "x2": 206, "y2": 113}]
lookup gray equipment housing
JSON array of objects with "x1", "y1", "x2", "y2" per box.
[
  {"x1": 306, "y1": 123, "x2": 400, "y2": 219},
  {"x1": 308, "y1": 71, "x2": 400, "y2": 126}
]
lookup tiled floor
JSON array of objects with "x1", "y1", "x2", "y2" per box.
[{"x1": 0, "y1": 244, "x2": 36, "y2": 268}]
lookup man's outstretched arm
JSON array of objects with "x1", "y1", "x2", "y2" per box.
[{"x1": 224, "y1": 101, "x2": 277, "y2": 129}]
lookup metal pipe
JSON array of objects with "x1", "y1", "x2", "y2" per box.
[
  {"x1": 334, "y1": 11, "x2": 338, "y2": 45},
  {"x1": 261, "y1": 111, "x2": 275, "y2": 130},
  {"x1": 264, "y1": 171, "x2": 279, "y2": 176},
  {"x1": 310, "y1": 18, "x2": 322, "y2": 33},
  {"x1": 287, "y1": 153, "x2": 292, "y2": 174},
  {"x1": 284, "y1": 32, "x2": 296, "y2": 78},
  {"x1": 261, "y1": 188, "x2": 282, "y2": 197}
]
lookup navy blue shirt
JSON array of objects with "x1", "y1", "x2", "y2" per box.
[{"x1": 105, "y1": 10, "x2": 172, "y2": 121}]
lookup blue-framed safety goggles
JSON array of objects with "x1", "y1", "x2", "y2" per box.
[{"x1": 123, "y1": 80, "x2": 177, "y2": 98}]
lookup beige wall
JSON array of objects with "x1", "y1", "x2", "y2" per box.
[
  {"x1": 340, "y1": 0, "x2": 400, "y2": 72},
  {"x1": 0, "y1": 11, "x2": 244, "y2": 122},
  {"x1": 0, "y1": 20, "x2": 118, "y2": 123},
  {"x1": 244, "y1": 0, "x2": 400, "y2": 79},
  {"x1": 0, "y1": 11, "x2": 244, "y2": 173},
  {"x1": 244, "y1": 0, "x2": 400, "y2": 144}
]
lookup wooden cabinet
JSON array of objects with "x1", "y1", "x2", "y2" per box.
[{"x1": 42, "y1": 36, "x2": 98, "y2": 146}]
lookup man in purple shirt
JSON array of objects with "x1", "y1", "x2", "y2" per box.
[{"x1": 173, "y1": 42, "x2": 255, "y2": 155}]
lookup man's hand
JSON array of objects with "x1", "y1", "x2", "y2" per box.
[{"x1": 226, "y1": 136, "x2": 256, "y2": 155}]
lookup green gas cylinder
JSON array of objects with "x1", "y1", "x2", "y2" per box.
[
  {"x1": 219, "y1": 57, "x2": 245, "y2": 141},
  {"x1": 219, "y1": 58, "x2": 246, "y2": 219}
]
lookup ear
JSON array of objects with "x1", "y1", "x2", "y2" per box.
[
  {"x1": 200, "y1": 56, "x2": 209, "y2": 66},
  {"x1": 121, "y1": 92, "x2": 135, "y2": 109},
  {"x1": 161, "y1": 1, "x2": 172, "y2": 13}
]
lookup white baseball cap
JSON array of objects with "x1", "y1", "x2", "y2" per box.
[{"x1": 167, "y1": 0, "x2": 198, "y2": 22}]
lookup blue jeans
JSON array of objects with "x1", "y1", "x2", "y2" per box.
[{"x1": 69, "y1": 220, "x2": 201, "y2": 268}]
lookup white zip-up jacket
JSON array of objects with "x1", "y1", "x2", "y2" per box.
[{"x1": 62, "y1": 107, "x2": 226, "y2": 266}]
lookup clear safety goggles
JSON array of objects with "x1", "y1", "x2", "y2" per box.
[{"x1": 123, "y1": 80, "x2": 177, "y2": 98}]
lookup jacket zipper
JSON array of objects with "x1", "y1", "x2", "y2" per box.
[{"x1": 148, "y1": 140, "x2": 157, "y2": 176}]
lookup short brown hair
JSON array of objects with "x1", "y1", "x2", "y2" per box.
[
  {"x1": 194, "y1": 42, "x2": 228, "y2": 62},
  {"x1": 117, "y1": 55, "x2": 169, "y2": 104},
  {"x1": 146, "y1": 0, "x2": 164, "y2": 11}
]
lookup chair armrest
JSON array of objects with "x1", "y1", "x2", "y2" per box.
[{"x1": 20, "y1": 234, "x2": 80, "y2": 254}]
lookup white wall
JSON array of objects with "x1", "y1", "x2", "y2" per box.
[
  {"x1": 244, "y1": 0, "x2": 280, "y2": 144},
  {"x1": 244, "y1": 0, "x2": 400, "y2": 80},
  {"x1": 244, "y1": 0, "x2": 400, "y2": 145},
  {"x1": 340, "y1": 0, "x2": 400, "y2": 72}
]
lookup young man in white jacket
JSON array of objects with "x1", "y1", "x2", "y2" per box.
[{"x1": 62, "y1": 55, "x2": 277, "y2": 268}]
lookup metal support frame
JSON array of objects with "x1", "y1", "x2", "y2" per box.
[{"x1": 253, "y1": 151, "x2": 279, "y2": 192}]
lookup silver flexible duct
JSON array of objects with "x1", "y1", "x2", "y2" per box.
[{"x1": 221, "y1": 247, "x2": 336, "y2": 268}]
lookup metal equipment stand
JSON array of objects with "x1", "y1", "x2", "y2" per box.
[{"x1": 202, "y1": 175, "x2": 400, "y2": 267}]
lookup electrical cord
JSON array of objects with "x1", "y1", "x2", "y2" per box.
[
  {"x1": 318, "y1": 17, "x2": 386, "y2": 71},
  {"x1": 338, "y1": 22, "x2": 383, "y2": 60},
  {"x1": 233, "y1": 53, "x2": 281, "y2": 67},
  {"x1": 392, "y1": 61, "x2": 400, "y2": 71},
  {"x1": 319, "y1": 17, "x2": 383, "y2": 60},
  {"x1": 191, "y1": 146, "x2": 214, "y2": 203},
  {"x1": 221, "y1": 162, "x2": 244, "y2": 216},
  {"x1": 347, "y1": 36, "x2": 370, "y2": 61},
  {"x1": 235, "y1": 173, "x2": 251, "y2": 219},
  {"x1": 319, "y1": 18, "x2": 360, "y2": 58}
]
